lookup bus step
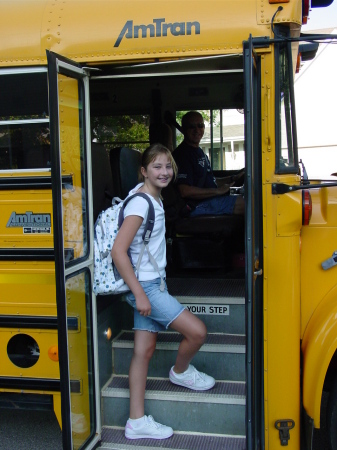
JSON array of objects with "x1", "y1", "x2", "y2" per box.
[
  {"x1": 99, "y1": 426, "x2": 246, "y2": 449},
  {"x1": 101, "y1": 376, "x2": 245, "y2": 435},
  {"x1": 165, "y1": 278, "x2": 245, "y2": 333},
  {"x1": 166, "y1": 277, "x2": 245, "y2": 299},
  {"x1": 113, "y1": 330, "x2": 245, "y2": 381}
]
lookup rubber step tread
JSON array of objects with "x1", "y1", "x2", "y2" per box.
[
  {"x1": 102, "y1": 376, "x2": 245, "y2": 404},
  {"x1": 100, "y1": 427, "x2": 246, "y2": 449},
  {"x1": 113, "y1": 330, "x2": 245, "y2": 349}
]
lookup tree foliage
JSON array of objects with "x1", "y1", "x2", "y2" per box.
[{"x1": 91, "y1": 115, "x2": 150, "y2": 151}]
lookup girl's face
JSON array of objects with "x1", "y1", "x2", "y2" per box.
[{"x1": 142, "y1": 153, "x2": 174, "y2": 190}]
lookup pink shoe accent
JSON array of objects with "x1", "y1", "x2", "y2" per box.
[{"x1": 126, "y1": 422, "x2": 133, "y2": 430}]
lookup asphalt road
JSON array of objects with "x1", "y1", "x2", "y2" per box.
[{"x1": 0, "y1": 395, "x2": 331, "y2": 450}]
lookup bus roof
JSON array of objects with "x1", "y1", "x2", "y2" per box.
[{"x1": 0, "y1": 0, "x2": 302, "y2": 67}]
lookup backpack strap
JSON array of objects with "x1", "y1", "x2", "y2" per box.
[
  {"x1": 118, "y1": 193, "x2": 155, "y2": 243},
  {"x1": 118, "y1": 193, "x2": 165, "y2": 292}
]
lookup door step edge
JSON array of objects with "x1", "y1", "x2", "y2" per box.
[{"x1": 99, "y1": 426, "x2": 246, "y2": 450}]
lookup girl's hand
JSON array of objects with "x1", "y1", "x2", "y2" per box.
[{"x1": 136, "y1": 293, "x2": 152, "y2": 316}]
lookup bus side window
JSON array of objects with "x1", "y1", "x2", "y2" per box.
[
  {"x1": 275, "y1": 42, "x2": 298, "y2": 174},
  {"x1": 0, "y1": 71, "x2": 50, "y2": 171}
]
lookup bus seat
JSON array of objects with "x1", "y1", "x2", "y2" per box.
[
  {"x1": 91, "y1": 143, "x2": 114, "y2": 222},
  {"x1": 162, "y1": 182, "x2": 244, "y2": 270},
  {"x1": 109, "y1": 147, "x2": 142, "y2": 199},
  {"x1": 169, "y1": 212, "x2": 244, "y2": 270}
]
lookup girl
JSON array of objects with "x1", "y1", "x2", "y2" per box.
[{"x1": 111, "y1": 143, "x2": 215, "y2": 440}]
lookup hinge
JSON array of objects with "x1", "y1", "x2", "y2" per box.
[{"x1": 275, "y1": 419, "x2": 295, "y2": 446}]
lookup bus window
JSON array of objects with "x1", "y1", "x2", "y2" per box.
[
  {"x1": 0, "y1": 70, "x2": 50, "y2": 171},
  {"x1": 0, "y1": 122, "x2": 50, "y2": 170},
  {"x1": 177, "y1": 109, "x2": 245, "y2": 171},
  {"x1": 276, "y1": 43, "x2": 298, "y2": 174},
  {"x1": 91, "y1": 114, "x2": 150, "y2": 151}
]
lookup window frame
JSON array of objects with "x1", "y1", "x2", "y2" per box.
[{"x1": 275, "y1": 40, "x2": 299, "y2": 175}]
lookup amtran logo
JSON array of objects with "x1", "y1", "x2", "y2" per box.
[
  {"x1": 7, "y1": 211, "x2": 51, "y2": 228},
  {"x1": 114, "y1": 18, "x2": 200, "y2": 47}
]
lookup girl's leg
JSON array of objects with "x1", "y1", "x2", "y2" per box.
[
  {"x1": 129, "y1": 330, "x2": 157, "y2": 419},
  {"x1": 169, "y1": 309, "x2": 207, "y2": 373}
]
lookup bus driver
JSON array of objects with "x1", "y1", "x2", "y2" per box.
[{"x1": 173, "y1": 111, "x2": 245, "y2": 216}]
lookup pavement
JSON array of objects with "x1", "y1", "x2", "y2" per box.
[{"x1": 0, "y1": 409, "x2": 62, "y2": 450}]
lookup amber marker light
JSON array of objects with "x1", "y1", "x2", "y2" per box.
[
  {"x1": 105, "y1": 328, "x2": 112, "y2": 341},
  {"x1": 302, "y1": 190, "x2": 312, "y2": 225},
  {"x1": 48, "y1": 345, "x2": 59, "y2": 361}
]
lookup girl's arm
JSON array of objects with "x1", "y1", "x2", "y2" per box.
[{"x1": 111, "y1": 215, "x2": 152, "y2": 316}]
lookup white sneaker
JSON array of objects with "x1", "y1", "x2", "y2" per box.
[
  {"x1": 169, "y1": 365, "x2": 215, "y2": 391},
  {"x1": 125, "y1": 415, "x2": 173, "y2": 440}
]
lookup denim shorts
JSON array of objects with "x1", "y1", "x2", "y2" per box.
[
  {"x1": 124, "y1": 278, "x2": 185, "y2": 332},
  {"x1": 190, "y1": 195, "x2": 237, "y2": 217}
]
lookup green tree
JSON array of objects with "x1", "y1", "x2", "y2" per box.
[{"x1": 91, "y1": 115, "x2": 150, "y2": 151}]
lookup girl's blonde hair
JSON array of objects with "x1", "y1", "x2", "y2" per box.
[{"x1": 139, "y1": 143, "x2": 177, "y2": 181}]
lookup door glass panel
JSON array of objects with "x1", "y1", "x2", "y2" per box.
[
  {"x1": 58, "y1": 74, "x2": 88, "y2": 262},
  {"x1": 66, "y1": 269, "x2": 95, "y2": 449}
]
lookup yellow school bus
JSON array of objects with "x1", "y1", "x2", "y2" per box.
[{"x1": 0, "y1": 0, "x2": 337, "y2": 449}]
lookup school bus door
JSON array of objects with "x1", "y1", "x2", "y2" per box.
[
  {"x1": 47, "y1": 51, "x2": 100, "y2": 450},
  {"x1": 244, "y1": 36, "x2": 264, "y2": 450}
]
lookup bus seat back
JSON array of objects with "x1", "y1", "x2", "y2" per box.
[
  {"x1": 91, "y1": 143, "x2": 114, "y2": 222},
  {"x1": 109, "y1": 147, "x2": 142, "y2": 199}
]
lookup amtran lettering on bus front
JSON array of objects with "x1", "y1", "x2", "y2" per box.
[{"x1": 114, "y1": 18, "x2": 201, "y2": 47}]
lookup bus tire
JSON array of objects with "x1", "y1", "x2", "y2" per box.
[{"x1": 327, "y1": 377, "x2": 337, "y2": 450}]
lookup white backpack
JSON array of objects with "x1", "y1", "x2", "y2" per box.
[{"x1": 93, "y1": 193, "x2": 163, "y2": 296}]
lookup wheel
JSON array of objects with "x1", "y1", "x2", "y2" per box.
[{"x1": 327, "y1": 377, "x2": 337, "y2": 450}]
